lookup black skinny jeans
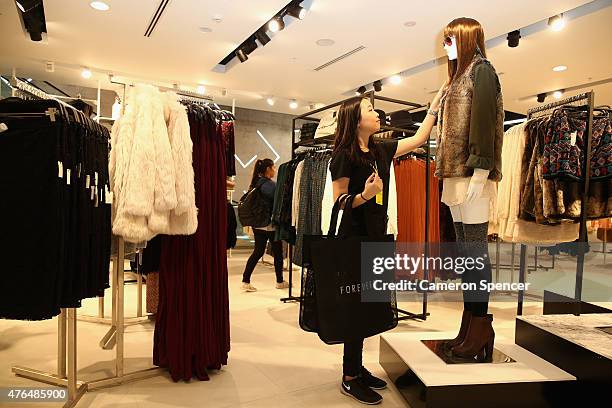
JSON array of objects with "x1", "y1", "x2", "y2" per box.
[{"x1": 242, "y1": 229, "x2": 284, "y2": 284}]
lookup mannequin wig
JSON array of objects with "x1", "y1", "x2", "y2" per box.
[{"x1": 444, "y1": 17, "x2": 487, "y2": 84}]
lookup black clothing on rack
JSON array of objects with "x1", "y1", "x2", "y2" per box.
[{"x1": 0, "y1": 98, "x2": 111, "y2": 321}]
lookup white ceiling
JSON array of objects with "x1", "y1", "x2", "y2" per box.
[{"x1": 0, "y1": 0, "x2": 610, "y2": 114}]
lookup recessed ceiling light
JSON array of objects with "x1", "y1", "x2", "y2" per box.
[
  {"x1": 390, "y1": 75, "x2": 402, "y2": 85},
  {"x1": 552, "y1": 65, "x2": 567, "y2": 72},
  {"x1": 81, "y1": 68, "x2": 92, "y2": 79},
  {"x1": 212, "y1": 15, "x2": 223, "y2": 23},
  {"x1": 266, "y1": 97, "x2": 275, "y2": 106},
  {"x1": 553, "y1": 90, "x2": 564, "y2": 99},
  {"x1": 15, "y1": 1, "x2": 25, "y2": 12},
  {"x1": 196, "y1": 85, "x2": 206, "y2": 94},
  {"x1": 199, "y1": 26, "x2": 212, "y2": 33},
  {"x1": 90, "y1": 1, "x2": 110, "y2": 11},
  {"x1": 316, "y1": 39, "x2": 335, "y2": 46},
  {"x1": 289, "y1": 99, "x2": 298, "y2": 109},
  {"x1": 404, "y1": 21, "x2": 417, "y2": 27}
]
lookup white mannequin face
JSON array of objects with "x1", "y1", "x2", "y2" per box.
[{"x1": 444, "y1": 36, "x2": 458, "y2": 61}]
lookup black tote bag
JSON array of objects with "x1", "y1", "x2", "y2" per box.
[{"x1": 299, "y1": 194, "x2": 398, "y2": 345}]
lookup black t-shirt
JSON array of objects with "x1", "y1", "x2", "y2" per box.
[{"x1": 329, "y1": 140, "x2": 398, "y2": 236}]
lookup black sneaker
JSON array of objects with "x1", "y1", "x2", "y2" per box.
[
  {"x1": 341, "y1": 377, "x2": 383, "y2": 405},
  {"x1": 360, "y1": 367, "x2": 388, "y2": 390}
]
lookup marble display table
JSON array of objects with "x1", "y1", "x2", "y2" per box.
[{"x1": 516, "y1": 313, "x2": 612, "y2": 400}]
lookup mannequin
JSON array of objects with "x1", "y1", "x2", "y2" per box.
[{"x1": 435, "y1": 17, "x2": 504, "y2": 362}]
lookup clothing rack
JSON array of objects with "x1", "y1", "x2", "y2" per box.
[
  {"x1": 516, "y1": 91, "x2": 595, "y2": 316},
  {"x1": 6, "y1": 76, "x2": 93, "y2": 408},
  {"x1": 283, "y1": 91, "x2": 431, "y2": 322}
]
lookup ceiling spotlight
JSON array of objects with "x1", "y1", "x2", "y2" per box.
[
  {"x1": 548, "y1": 14, "x2": 565, "y2": 31},
  {"x1": 255, "y1": 30, "x2": 271, "y2": 46},
  {"x1": 403, "y1": 21, "x2": 417, "y2": 27},
  {"x1": 553, "y1": 90, "x2": 564, "y2": 99},
  {"x1": 15, "y1": 1, "x2": 25, "y2": 12},
  {"x1": 268, "y1": 16, "x2": 285, "y2": 33},
  {"x1": 199, "y1": 26, "x2": 212, "y2": 33},
  {"x1": 390, "y1": 75, "x2": 402, "y2": 85},
  {"x1": 236, "y1": 49, "x2": 248, "y2": 63},
  {"x1": 196, "y1": 85, "x2": 206, "y2": 95},
  {"x1": 357, "y1": 86, "x2": 367, "y2": 95},
  {"x1": 507, "y1": 30, "x2": 521, "y2": 48},
  {"x1": 266, "y1": 97, "x2": 275, "y2": 106},
  {"x1": 552, "y1": 65, "x2": 567, "y2": 72},
  {"x1": 289, "y1": 99, "x2": 298, "y2": 109},
  {"x1": 287, "y1": 4, "x2": 307, "y2": 20},
  {"x1": 90, "y1": 1, "x2": 110, "y2": 11},
  {"x1": 537, "y1": 93, "x2": 546, "y2": 103},
  {"x1": 243, "y1": 38, "x2": 258, "y2": 54},
  {"x1": 81, "y1": 68, "x2": 92, "y2": 79},
  {"x1": 373, "y1": 80, "x2": 382, "y2": 92}
]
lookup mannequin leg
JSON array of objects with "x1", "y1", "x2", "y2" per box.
[
  {"x1": 455, "y1": 197, "x2": 491, "y2": 316},
  {"x1": 462, "y1": 222, "x2": 492, "y2": 316},
  {"x1": 450, "y1": 198, "x2": 495, "y2": 362}
]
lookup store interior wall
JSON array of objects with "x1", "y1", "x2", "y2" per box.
[{"x1": 225, "y1": 106, "x2": 294, "y2": 198}]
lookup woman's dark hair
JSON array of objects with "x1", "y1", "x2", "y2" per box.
[
  {"x1": 332, "y1": 96, "x2": 376, "y2": 165},
  {"x1": 249, "y1": 158, "x2": 274, "y2": 189}
]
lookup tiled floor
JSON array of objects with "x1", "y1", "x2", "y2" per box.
[{"x1": 0, "y1": 246, "x2": 609, "y2": 408}]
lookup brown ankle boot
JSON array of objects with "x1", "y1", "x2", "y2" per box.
[
  {"x1": 451, "y1": 314, "x2": 495, "y2": 362},
  {"x1": 443, "y1": 310, "x2": 471, "y2": 351}
]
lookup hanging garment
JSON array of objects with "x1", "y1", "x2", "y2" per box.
[
  {"x1": 146, "y1": 272, "x2": 159, "y2": 314},
  {"x1": 394, "y1": 158, "x2": 442, "y2": 280},
  {"x1": 293, "y1": 155, "x2": 330, "y2": 266},
  {"x1": 154, "y1": 104, "x2": 230, "y2": 382},
  {"x1": 227, "y1": 202, "x2": 237, "y2": 249},
  {"x1": 520, "y1": 113, "x2": 611, "y2": 223},
  {"x1": 496, "y1": 122, "x2": 579, "y2": 243},
  {"x1": 0, "y1": 98, "x2": 111, "y2": 320},
  {"x1": 109, "y1": 85, "x2": 197, "y2": 243},
  {"x1": 221, "y1": 121, "x2": 236, "y2": 177},
  {"x1": 292, "y1": 160, "x2": 305, "y2": 228}
]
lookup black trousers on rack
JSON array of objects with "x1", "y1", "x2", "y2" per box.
[{"x1": 242, "y1": 229, "x2": 284, "y2": 283}]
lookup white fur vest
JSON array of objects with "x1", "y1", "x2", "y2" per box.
[{"x1": 109, "y1": 84, "x2": 197, "y2": 243}]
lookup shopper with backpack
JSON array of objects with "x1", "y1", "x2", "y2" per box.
[{"x1": 239, "y1": 159, "x2": 289, "y2": 292}]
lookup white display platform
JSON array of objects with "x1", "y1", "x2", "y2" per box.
[
  {"x1": 382, "y1": 331, "x2": 575, "y2": 387},
  {"x1": 379, "y1": 331, "x2": 576, "y2": 408}
]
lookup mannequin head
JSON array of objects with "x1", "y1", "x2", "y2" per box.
[
  {"x1": 443, "y1": 36, "x2": 458, "y2": 60},
  {"x1": 333, "y1": 97, "x2": 381, "y2": 164},
  {"x1": 443, "y1": 17, "x2": 487, "y2": 83}
]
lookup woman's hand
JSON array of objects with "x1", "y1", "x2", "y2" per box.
[
  {"x1": 363, "y1": 172, "x2": 383, "y2": 200},
  {"x1": 430, "y1": 80, "x2": 450, "y2": 111}
]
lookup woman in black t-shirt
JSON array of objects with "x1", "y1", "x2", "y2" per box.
[{"x1": 331, "y1": 91, "x2": 446, "y2": 404}]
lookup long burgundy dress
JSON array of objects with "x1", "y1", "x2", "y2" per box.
[{"x1": 154, "y1": 106, "x2": 231, "y2": 381}]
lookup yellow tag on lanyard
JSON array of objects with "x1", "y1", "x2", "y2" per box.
[
  {"x1": 376, "y1": 191, "x2": 383, "y2": 205},
  {"x1": 371, "y1": 161, "x2": 384, "y2": 206}
]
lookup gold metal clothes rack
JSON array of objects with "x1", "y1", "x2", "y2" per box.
[{"x1": 7, "y1": 74, "x2": 164, "y2": 407}]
